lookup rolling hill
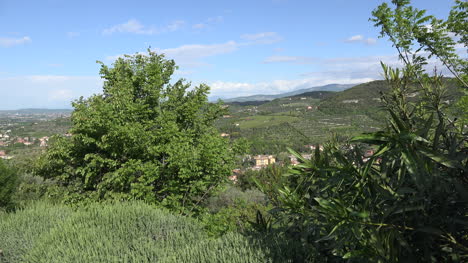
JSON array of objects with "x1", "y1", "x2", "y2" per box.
[
  {"x1": 318, "y1": 80, "x2": 387, "y2": 115},
  {"x1": 318, "y1": 78, "x2": 463, "y2": 115},
  {"x1": 216, "y1": 78, "x2": 465, "y2": 154},
  {"x1": 222, "y1": 83, "x2": 357, "y2": 102}
]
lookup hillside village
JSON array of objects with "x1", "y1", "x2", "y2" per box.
[
  {"x1": 0, "y1": 133, "x2": 51, "y2": 159},
  {"x1": 0, "y1": 110, "x2": 72, "y2": 159}
]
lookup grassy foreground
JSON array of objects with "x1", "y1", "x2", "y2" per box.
[{"x1": 0, "y1": 202, "x2": 270, "y2": 263}]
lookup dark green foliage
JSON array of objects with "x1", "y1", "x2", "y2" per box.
[
  {"x1": 237, "y1": 165, "x2": 289, "y2": 196},
  {"x1": 254, "y1": 1, "x2": 468, "y2": 261},
  {"x1": 12, "y1": 175, "x2": 54, "y2": 207},
  {"x1": 0, "y1": 201, "x2": 271, "y2": 263},
  {"x1": 447, "y1": 1, "x2": 467, "y2": 67},
  {"x1": 205, "y1": 185, "x2": 267, "y2": 212},
  {"x1": 0, "y1": 160, "x2": 18, "y2": 210},
  {"x1": 33, "y1": 51, "x2": 236, "y2": 212},
  {"x1": 258, "y1": 67, "x2": 467, "y2": 262},
  {"x1": 260, "y1": 70, "x2": 468, "y2": 262},
  {"x1": 201, "y1": 186, "x2": 270, "y2": 236}
]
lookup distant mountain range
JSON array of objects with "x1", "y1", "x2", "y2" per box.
[{"x1": 221, "y1": 83, "x2": 358, "y2": 102}]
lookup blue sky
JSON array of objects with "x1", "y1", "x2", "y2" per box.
[{"x1": 0, "y1": 0, "x2": 455, "y2": 109}]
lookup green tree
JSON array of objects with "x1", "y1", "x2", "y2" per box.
[
  {"x1": 0, "y1": 159, "x2": 18, "y2": 210},
  {"x1": 371, "y1": 0, "x2": 468, "y2": 123},
  {"x1": 370, "y1": 0, "x2": 467, "y2": 87},
  {"x1": 34, "y1": 51, "x2": 236, "y2": 213}
]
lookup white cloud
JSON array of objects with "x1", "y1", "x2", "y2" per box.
[
  {"x1": 103, "y1": 19, "x2": 155, "y2": 35},
  {"x1": 346, "y1": 35, "x2": 364, "y2": 42},
  {"x1": 455, "y1": 43, "x2": 466, "y2": 50},
  {"x1": 105, "y1": 31, "x2": 282, "y2": 69},
  {"x1": 48, "y1": 89, "x2": 73, "y2": 101},
  {"x1": 67, "y1": 32, "x2": 80, "y2": 38},
  {"x1": 166, "y1": 20, "x2": 185, "y2": 32},
  {"x1": 107, "y1": 41, "x2": 239, "y2": 68},
  {"x1": 209, "y1": 53, "x2": 405, "y2": 99},
  {"x1": 206, "y1": 16, "x2": 224, "y2": 23},
  {"x1": 193, "y1": 23, "x2": 206, "y2": 29},
  {"x1": 161, "y1": 41, "x2": 239, "y2": 67},
  {"x1": 263, "y1": 55, "x2": 315, "y2": 64},
  {"x1": 365, "y1": 38, "x2": 377, "y2": 45},
  {"x1": 209, "y1": 77, "x2": 372, "y2": 99},
  {"x1": 103, "y1": 19, "x2": 185, "y2": 35},
  {"x1": 297, "y1": 53, "x2": 456, "y2": 80},
  {"x1": 299, "y1": 54, "x2": 402, "y2": 79},
  {"x1": 241, "y1": 32, "x2": 283, "y2": 44},
  {"x1": 345, "y1": 34, "x2": 377, "y2": 45},
  {"x1": 161, "y1": 41, "x2": 238, "y2": 59},
  {"x1": 0, "y1": 36, "x2": 31, "y2": 47},
  {"x1": 28, "y1": 75, "x2": 72, "y2": 82},
  {"x1": 174, "y1": 69, "x2": 196, "y2": 76},
  {"x1": 192, "y1": 16, "x2": 223, "y2": 30},
  {"x1": 106, "y1": 30, "x2": 283, "y2": 68}
]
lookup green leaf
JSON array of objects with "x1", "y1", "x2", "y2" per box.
[{"x1": 418, "y1": 146, "x2": 463, "y2": 169}]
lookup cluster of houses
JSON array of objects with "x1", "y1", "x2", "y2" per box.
[
  {"x1": 229, "y1": 145, "x2": 377, "y2": 183},
  {"x1": 0, "y1": 150, "x2": 11, "y2": 160},
  {"x1": 0, "y1": 131, "x2": 53, "y2": 159},
  {"x1": 239, "y1": 106, "x2": 259, "y2": 114},
  {"x1": 15, "y1": 137, "x2": 35, "y2": 146},
  {"x1": 0, "y1": 133, "x2": 50, "y2": 148},
  {"x1": 253, "y1": 155, "x2": 276, "y2": 169}
]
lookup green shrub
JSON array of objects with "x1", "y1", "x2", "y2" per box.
[
  {"x1": 0, "y1": 201, "x2": 270, "y2": 263},
  {"x1": 11, "y1": 175, "x2": 55, "y2": 207},
  {"x1": 0, "y1": 160, "x2": 18, "y2": 211},
  {"x1": 201, "y1": 186, "x2": 270, "y2": 236},
  {"x1": 205, "y1": 186, "x2": 267, "y2": 213}
]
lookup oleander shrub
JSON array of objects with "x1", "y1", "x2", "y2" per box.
[{"x1": 254, "y1": 1, "x2": 468, "y2": 261}]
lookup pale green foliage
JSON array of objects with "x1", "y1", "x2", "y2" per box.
[
  {"x1": 447, "y1": 0, "x2": 468, "y2": 74},
  {"x1": 34, "y1": 51, "x2": 236, "y2": 212},
  {"x1": 0, "y1": 201, "x2": 270, "y2": 263},
  {"x1": 371, "y1": 0, "x2": 467, "y2": 87}
]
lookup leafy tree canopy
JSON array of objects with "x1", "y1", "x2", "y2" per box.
[{"x1": 34, "y1": 51, "x2": 237, "y2": 213}]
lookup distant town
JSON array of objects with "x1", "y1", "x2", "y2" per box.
[{"x1": 0, "y1": 109, "x2": 72, "y2": 159}]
